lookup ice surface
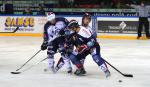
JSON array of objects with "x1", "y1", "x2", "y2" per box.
[{"x1": 0, "y1": 36, "x2": 150, "y2": 87}]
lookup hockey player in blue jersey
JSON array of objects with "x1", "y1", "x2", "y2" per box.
[
  {"x1": 41, "y1": 12, "x2": 72, "y2": 73},
  {"x1": 67, "y1": 20, "x2": 111, "y2": 77}
]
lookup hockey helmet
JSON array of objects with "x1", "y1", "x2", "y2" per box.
[
  {"x1": 67, "y1": 20, "x2": 79, "y2": 30},
  {"x1": 82, "y1": 13, "x2": 91, "y2": 21},
  {"x1": 47, "y1": 12, "x2": 55, "y2": 21}
]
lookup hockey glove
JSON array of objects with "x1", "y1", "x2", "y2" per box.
[
  {"x1": 87, "y1": 41, "x2": 94, "y2": 48},
  {"x1": 59, "y1": 29, "x2": 65, "y2": 36},
  {"x1": 76, "y1": 45, "x2": 89, "y2": 54},
  {"x1": 41, "y1": 41, "x2": 48, "y2": 50}
]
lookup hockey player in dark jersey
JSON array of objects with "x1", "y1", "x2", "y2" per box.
[
  {"x1": 67, "y1": 20, "x2": 111, "y2": 77},
  {"x1": 41, "y1": 12, "x2": 72, "y2": 73},
  {"x1": 56, "y1": 13, "x2": 94, "y2": 73},
  {"x1": 77, "y1": 13, "x2": 94, "y2": 72},
  {"x1": 55, "y1": 13, "x2": 95, "y2": 73},
  {"x1": 54, "y1": 29, "x2": 75, "y2": 73}
]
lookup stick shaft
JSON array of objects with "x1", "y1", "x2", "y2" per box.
[
  {"x1": 16, "y1": 50, "x2": 41, "y2": 71},
  {"x1": 21, "y1": 58, "x2": 48, "y2": 72},
  {"x1": 103, "y1": 58, "x2": 133, "y2": 77},
  {"x1": 0, "y1": 27, "x2": 19, "y2": 33}
]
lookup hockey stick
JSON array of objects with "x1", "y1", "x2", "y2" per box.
[
  {"x1": 0, "y1": 27, "x2": 19, "y2": 33},
  {"x1": 16, "y1": 58, "x2": 48, "y2": 74},
  {"x1": 11, "y1": 50, "x2": 42, "y2": 74},
  {"x1": 103, "y1": 58, "x2": 133, "y2": 78},
  {"x1": 18, "y1": 51, "x2": 61, "y2": 74}
]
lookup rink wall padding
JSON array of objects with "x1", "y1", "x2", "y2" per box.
[
  {"x1": 0, "y1": 15, "x2": 149, "y2": 40},
  {"x1": 97, "y1": 35, "x2": 148, "y2": 40},
  {"x1": 0, "y1": 33, "x2": 148, "y2": 40}
]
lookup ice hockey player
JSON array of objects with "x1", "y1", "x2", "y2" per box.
[
  {"x1": 54, "y1": 13, "x2": 96, "y2": 74},
  {"x1": 67, "y1": 20, "x2": 111, "y2": 77},
  {"x1": 77, "y1": 13, "x2": 95, "y2": 72},
  {"x1": 54, "y1": 13, "x2": 94, "y2": 73},
  {"x1": 40, "y1": 12, "x2": 72, "y2": 73},
  {"x1": 54, "y1": 29, "x2": 75, "y2": 72}
]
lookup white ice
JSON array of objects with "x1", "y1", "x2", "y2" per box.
[{"x1": 0, "y1": 36, "x2": 150, "y2": 87}]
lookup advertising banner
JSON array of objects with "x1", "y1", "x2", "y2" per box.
[
  {"x1": 0, "y1": 16, "x2": 93, "y2": 34},
  {"x1": 97, "y1": 17, "x2": 139, "y2": 34},
  {"x1": 0, "y1": 16, "x2": 47, "y2": 33}
]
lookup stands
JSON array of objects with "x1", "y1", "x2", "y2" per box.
[{"x1": 1, "y1": 0, "x2": 150, "y2": 15}]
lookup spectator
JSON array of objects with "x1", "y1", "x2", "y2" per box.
[
  {"x1": 127, "y1": 1, "x2": 150, "y2": 39},
  {"x1": 67, "y1": 0, "x2": 74, "y2": 7},
  {"x1": 4, "y1": 0, "x2": 13, "y2": 14},
  {"x1": 59, "y1": 0, "x2": 67, "y2": 7},
  {"x1": 37, "y1": 4, "x2": 45, "y2": 15},
  {"x1": 111, "y1": 0, "x2": 120, "y2": 8},
  {"x1": 23, "y1": 7, "x2": 33, "y2": 15}
]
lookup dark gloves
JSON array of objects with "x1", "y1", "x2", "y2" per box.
[
  {"x1": 59, "y1": 29, "x2": 65, "y2": 35},
  {"x1": 41, "y1": 41, "x2": 48, "y2": 50},
  {"x1": 59, "y1": 29, "x2": 71, "y2": 36}
]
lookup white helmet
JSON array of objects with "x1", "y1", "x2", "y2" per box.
[{"x1": 47, "y1": 12, "x2": 55, "y2": 21}]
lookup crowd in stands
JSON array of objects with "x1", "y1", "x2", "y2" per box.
[
  {"x1": 0, "y1": 0, "x2": 150, "y2": 15},
  {"x1": 58, "y1": 0, "x2": 150, "y2": 8}
]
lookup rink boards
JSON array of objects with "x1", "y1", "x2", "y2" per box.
[
  {"x1": 0, "y1": 15, "x2": 92, "y2": 36},
  {"x1": 0, "y1": 15, "x2": 149, "y2": 39}
]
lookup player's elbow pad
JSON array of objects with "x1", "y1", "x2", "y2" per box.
[{"x1": 87, "y1": 41, "x2": 94, "y2": 47}]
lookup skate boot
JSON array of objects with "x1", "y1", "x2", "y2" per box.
[
  {"x1": 104, "y1": 70, "x2": 111, "y2": 78},
  {"x1": 74, "y1": 68, "x2": 86, "y2": 76},
  {"x1": 49, "y1": 65, "x2": 56, "y2": 73},
  {"x1": 67, "y1": 67, "x2": 72, "y2": 74},
  {"x1": 55, "y1": 66, "x2": 59, "y2": 72},
  {"x1": 44, "y1": 66, "x2": 56, "y2": 73}
]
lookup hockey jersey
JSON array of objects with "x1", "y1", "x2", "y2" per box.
[
  {"x1": 84, "y1": 25, "x2": 97, "y2": 38},
  {"x1": 43, "y1": 17, "x2": 69, "y2": 42},
  {"x1": 75, "y1": 26, "x2": 96, "y2": 46}
]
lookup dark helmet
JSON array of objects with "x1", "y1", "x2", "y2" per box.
[
  {"x1": 67, "y1": 20, "x2": 79, "y2": 29},
  {"x1": 82, "y1": 13, "x2": 91, "y2": 21}
]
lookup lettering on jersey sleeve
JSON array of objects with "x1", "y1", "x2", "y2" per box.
[
  {"x1": 82, "y1": 29, "x2": 91, "y2": 36},
  {"x1": 78, "y1": 26, "x2": 92, "y2": 38}
]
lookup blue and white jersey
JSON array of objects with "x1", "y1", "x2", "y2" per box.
[
  {"x1": 85, "y1": 26, "x2": 93, "y2": 34},
  {"x1": 43, "y1": 17, "x2": 69, "y2": 42},
  {"x1": 78, "y1": 26, "x2": 92, "y2": 38},
  {"x1": 84, "y1": 25, "x2": 97, "y2": 38},
  {"x1": 75, "y1": 26, "x2": 94, "y2": 46}
]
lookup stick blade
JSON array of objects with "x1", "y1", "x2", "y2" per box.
[
  {"x1": 13, "y1": 27, "x2": 19, "y2": 32},
  {"x1": 11, "y1": 72, "x2": 21, "y2": 74},
  {"x1": 123, "y1": 74, "x2": 133, "y2": 77}
]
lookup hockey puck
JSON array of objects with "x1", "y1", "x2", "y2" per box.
[
  {"x1": 44, "y1": 68, "x2": 48, "y2": 72},
  {"x1": 118, "y1": 80, "x2": 122, "y2": 83}
]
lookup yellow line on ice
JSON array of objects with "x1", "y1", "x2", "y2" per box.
[{"x1": 0, "y1": 33, "x2": 43, "y2": 37}]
